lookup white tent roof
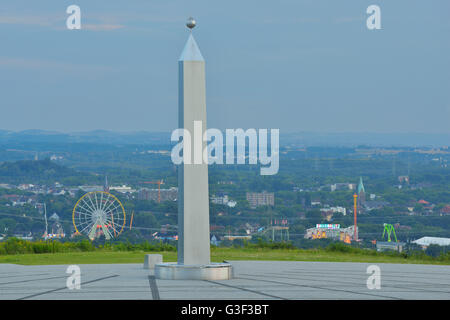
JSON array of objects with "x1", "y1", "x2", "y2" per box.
[{"x1": 412, "y1": 237, "x2": 450, "y2": 246}]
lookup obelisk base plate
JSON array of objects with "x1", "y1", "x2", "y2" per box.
[{"x1": 155, "y1": 262, "x2": 232, "y2": 280}]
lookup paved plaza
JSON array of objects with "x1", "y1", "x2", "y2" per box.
[{"x1": 0, "y1": 261, "x2": 449, "y2": 300}]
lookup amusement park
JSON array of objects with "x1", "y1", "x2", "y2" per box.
[{"x1": 32, "y1": 175, "x2": 422, "y2": 257}]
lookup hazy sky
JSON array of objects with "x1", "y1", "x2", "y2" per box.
[{"x1": 0, "y1": 0, "x2": 449, "y2": 133}]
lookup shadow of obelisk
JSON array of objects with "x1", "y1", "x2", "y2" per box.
[{"x1": 155, "y1": 17, "x2": 232, "y2": 280}]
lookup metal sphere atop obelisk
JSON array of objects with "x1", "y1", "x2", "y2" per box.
[{"x1": 186, "y1": 17, "x2": 196, "y2": 29}]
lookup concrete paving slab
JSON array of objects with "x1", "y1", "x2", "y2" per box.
[{"x1": 0, "y1": 261, "x2": 448, "y2": 300}]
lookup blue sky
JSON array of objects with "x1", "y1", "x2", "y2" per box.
[{"x1": 0, "y1": 0, "x2": 449, "y2": 133}]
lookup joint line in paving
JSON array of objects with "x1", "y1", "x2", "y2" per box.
[
  {"x1": 148, "y1": 276, "x2": 160, "y2": 300},
  {"x1": 238, "y1": 276, "x2": 403, "y2": 300},
  {"x1": 247, "y1": 272, "x2": 450, "y2": 295},
  {"x1": 285, "y1": 268, "x2": 450, "y2": 284},
  {"x1": 0, "y1": 275, "x2": 68, "y2": 286},
  {"x1": 205, "y1": 280, "x2": 288, "y2": 300},
  {"x1": 17, "y1": 274, "x2": 119, "y2": 300},
  {"x1": 0, "y1": 273, "x2": 51, "y2": 280}
]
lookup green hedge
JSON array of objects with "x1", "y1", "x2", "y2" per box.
[
  {"x1": 0, "y1": 238, "x2": 175, "y2": 255},
  {"x1": 1, "y1": 238, "x2": 449, "y2": 263}
]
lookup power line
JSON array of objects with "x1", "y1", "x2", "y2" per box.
[
  {"x1": 2, "y1": 211, "x2": 449, "y2": 225},
  {"x1": 0, "y1": 213, "x2": 177, "y2": 233},
  {"x1": 1, "y1": 212, "x2": 449, "y2": 239}
]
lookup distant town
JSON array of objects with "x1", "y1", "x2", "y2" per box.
[{"x1": 0, "y1": 131, "x2": 449, "y2": 256}]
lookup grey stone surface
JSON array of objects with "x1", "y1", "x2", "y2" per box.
[
  {"x1": 0, "y1": 261, "x2": 449, "y2": 300},
  {"x1": 143, "y1": 254, "x2": 163, "y2": 269}
]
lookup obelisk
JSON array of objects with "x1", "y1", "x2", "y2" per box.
[
  {"x1": 177, "y1": 17, "x2": 210, "y2": 265},
  {"x1": 155, "y1": 18, "x2": 232, "y2": 280}
]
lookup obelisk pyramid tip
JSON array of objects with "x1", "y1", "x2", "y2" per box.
[{"x1": 179, "y1": 33, "x2": 204, "y2": 62}]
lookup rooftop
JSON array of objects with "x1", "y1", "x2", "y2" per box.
[{"x1": 412, "y1": 237, "x2": 450, "y2": 246}]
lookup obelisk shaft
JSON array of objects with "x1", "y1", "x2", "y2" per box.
[{"x1": 178, "y1": 34, "x2": 210, "y2": 265}]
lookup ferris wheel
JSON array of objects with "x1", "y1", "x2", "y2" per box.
[{"x1": 72, "y1": 191, "x2": 126, "y2": 240}]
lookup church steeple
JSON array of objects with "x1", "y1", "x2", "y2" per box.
[
  {"x1": 357, "y1": 177, "x2": 366, "y2": 208},
  {"x1": 104, "y1": 175, "x2": 109, "y2": 192},
  {"x1": 357, "y1": 177, "x2": 365, "y2": 195}
]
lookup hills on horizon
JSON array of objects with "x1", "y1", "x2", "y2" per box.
[
  {"x1": 0, "y1": 158, "x2": 88, "y2": 185},
  {"x1": 0, "y1": 129, "x2": 449, "y2": 148}
]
